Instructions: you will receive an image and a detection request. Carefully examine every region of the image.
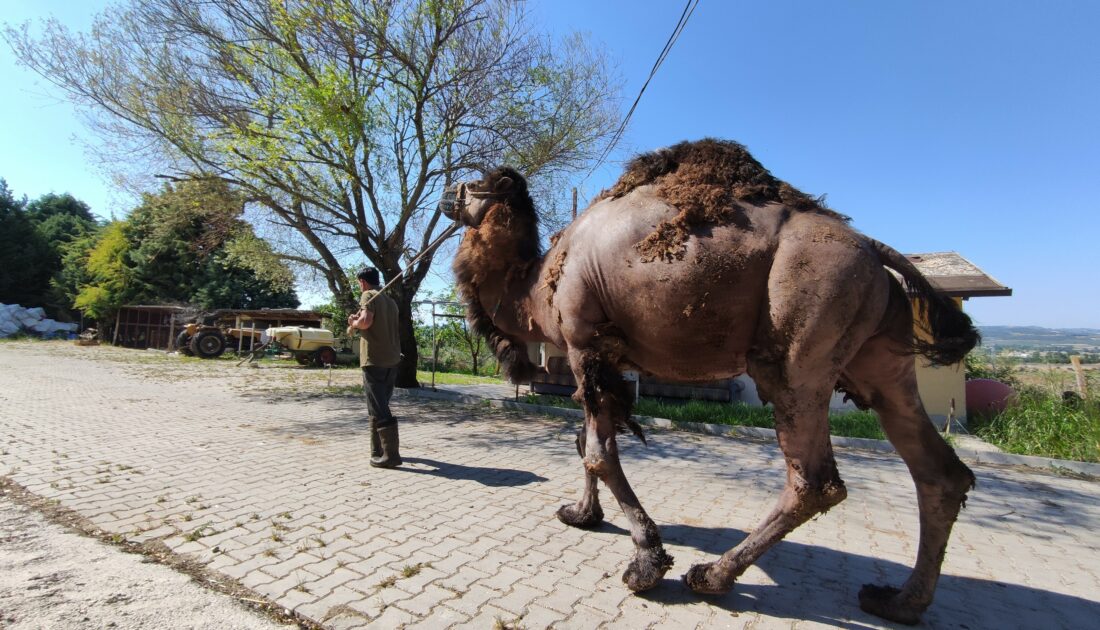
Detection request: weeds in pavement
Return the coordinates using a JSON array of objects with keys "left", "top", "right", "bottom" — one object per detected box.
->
[{"left": 494, "top": 616, "right": 526, "bottom": 630}]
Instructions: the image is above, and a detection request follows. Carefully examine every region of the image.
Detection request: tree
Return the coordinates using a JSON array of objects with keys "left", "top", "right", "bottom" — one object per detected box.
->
[
  {"left": 0, "top": 179, "right": 54, "bottom": 307},
  {"left": 26, "top": 192, "right": 101, "bottom": 318},
  {"left": 428, "top": 287, "right": 490, "bottom": 375},
  {"left": 74, "top": 221, "right": 132, "bottom": 320},
  {"left": 72, "top": 180, "right": 298, "bottom": 324},
  {"left": 7, "top": 0, "right": 621, "bottom": 386}
]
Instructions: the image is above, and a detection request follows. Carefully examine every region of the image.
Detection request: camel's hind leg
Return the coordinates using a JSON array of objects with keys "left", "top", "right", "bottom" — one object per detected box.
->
[
  {"left": 840, "top": 334, "right": 975, "bottom": 625},
  {"left": 684, "top": 375, "right": 847, "bottom": 594},
  {"left": 685, "top": 222, "right": 876, "bottom": 595}
]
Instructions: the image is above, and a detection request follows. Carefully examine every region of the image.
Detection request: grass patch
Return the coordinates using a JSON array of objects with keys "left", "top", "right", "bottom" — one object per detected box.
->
[
  {"left": 522, "top": 394, "right": 885, "bottom": 440},
  {"left": 971, "top": 389, "right": 1100, "bottom": 463},
  {"left": 416, "top": 370, "right": 508, "bottom": 386}
]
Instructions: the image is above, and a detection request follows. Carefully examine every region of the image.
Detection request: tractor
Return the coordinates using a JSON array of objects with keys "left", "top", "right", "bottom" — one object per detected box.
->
[{"left": 175, "top": 323, "right": 262, "bottom": 359}]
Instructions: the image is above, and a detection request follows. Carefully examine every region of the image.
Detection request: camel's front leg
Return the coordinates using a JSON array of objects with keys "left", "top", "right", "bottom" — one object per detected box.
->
[
  {"left": 556, "top": 427, "right": 604, "bottom": 528},
  {"left": 566, "top": 348, "right": 673, "bottom": 591}
]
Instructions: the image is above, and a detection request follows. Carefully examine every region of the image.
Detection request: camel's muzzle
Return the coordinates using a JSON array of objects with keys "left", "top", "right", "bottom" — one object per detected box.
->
[{"left": 438, "top": 183, "right": 467, "bottom": 222}]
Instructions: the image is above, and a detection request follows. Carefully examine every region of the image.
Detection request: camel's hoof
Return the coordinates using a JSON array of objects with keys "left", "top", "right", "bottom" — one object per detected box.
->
[
  {"left": 556, "top": 503, "right": 604, "bottom": 529},
  {"left": 622, "top": 547, "right": 674, "bottom": 592},
  {"left": 683, "top": 562, "right": 730, "bottom": 595},
  {"left": 858, "top": 584, "right": 924, "bottom": 626}
]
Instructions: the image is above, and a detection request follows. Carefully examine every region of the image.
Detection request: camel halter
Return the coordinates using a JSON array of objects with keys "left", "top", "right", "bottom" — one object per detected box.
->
[{"left": 441, "top": 181, "right": 512, "bottom": 226}]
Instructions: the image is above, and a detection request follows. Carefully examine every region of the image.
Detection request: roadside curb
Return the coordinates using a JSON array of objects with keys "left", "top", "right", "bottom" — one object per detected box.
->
[{"left": 397, "top": 387, "right": 1100, "bottom": 478}]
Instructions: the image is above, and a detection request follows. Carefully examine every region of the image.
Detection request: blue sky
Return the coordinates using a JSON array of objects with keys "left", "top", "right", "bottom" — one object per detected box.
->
[{"left": 4, "top": 1, "right": 1099, "bottom": 328}]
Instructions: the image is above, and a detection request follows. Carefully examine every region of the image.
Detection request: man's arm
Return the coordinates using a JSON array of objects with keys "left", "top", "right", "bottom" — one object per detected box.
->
[{"left": 351, "top": 308, "right": 375, "bottom": 331}]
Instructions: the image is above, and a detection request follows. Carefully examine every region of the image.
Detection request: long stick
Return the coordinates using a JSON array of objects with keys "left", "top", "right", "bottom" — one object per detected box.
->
[{"left": 362, "top": 222, "right": 462, "bottom": 308}]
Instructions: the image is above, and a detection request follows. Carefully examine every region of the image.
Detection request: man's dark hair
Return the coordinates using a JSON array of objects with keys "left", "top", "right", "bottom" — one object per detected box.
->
[{"left": 357, "top": 267, "right": 380, "bottom": 286}]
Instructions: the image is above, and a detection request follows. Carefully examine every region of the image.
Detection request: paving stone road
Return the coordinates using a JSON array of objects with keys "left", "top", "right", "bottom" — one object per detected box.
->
[{"left": 1, "top": 341, "right": 1099, "bottom": 629}]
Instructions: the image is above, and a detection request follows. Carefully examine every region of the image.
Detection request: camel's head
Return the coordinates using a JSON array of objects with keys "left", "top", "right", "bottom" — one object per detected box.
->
[{"left": 439, "top": 167, "right": 529, "bottom": 228}]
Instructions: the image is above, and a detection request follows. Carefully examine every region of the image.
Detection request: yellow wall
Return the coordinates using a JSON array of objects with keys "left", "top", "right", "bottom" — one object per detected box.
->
[{"left": 912, "top": 297, "right": 967, "bottom": 427}]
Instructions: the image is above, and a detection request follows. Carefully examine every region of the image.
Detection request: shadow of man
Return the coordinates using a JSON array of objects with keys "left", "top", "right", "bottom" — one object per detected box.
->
[{"left": 399, "top": 457, "right": 548, "bottom": 487}]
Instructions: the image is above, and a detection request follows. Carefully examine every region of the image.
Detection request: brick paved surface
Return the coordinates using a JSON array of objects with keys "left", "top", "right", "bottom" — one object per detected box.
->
[{"left": 2, "top": 342, "right": 1098, "bottom": 629}]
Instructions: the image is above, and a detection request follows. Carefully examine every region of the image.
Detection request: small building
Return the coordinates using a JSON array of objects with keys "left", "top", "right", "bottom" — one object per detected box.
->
[
  {"left": 111, "top": 305, "right": 325, "bottom": 351},
  {"left": 904, "top": 252, "right": 1011, "bottom": 426},
  {"left": 530, "top": 251, "right": 1011, "bottom": 427}
]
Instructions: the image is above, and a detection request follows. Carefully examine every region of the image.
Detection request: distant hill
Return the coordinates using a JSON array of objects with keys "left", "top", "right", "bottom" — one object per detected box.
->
[{"left": 978, "top": 326, "right": 1100, "bottom": 350}]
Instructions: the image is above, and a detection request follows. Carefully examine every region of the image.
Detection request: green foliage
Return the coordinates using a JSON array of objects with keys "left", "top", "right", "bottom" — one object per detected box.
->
[
  {"left": 74, "top": 222, "right": 131, "bottom": 319},
  {"left": 314, "top": 270, "right": 361, "bottom": 336},
  {"left": 121, "top": 180, "right": 298, "bottom": 310},
  {"left": 414, "top": 288, "right": 498, "bottom": 376},
  {"left": 26, "top": 192, "right": 95, "bottom": 225},
  {"left": 0, "top": 183, "right": 101, "bottom": 317},
  {"left": 0, "top": 180, "right": 56, "bottom": 307},
  {"left": 522, "top": 393, "right": 886, "bottom": 440},
  {"left": 7, "top": 1, "right": 623, "bottom": 385},
  {"left": 69, "top": 180, "right": 298, "bottom": 321},
  {"left": 965, "top": 351, "right": 1021, "bottom": 387},
  {"left": 972, "top": 389, "right": 1100, "bottom": 463}
]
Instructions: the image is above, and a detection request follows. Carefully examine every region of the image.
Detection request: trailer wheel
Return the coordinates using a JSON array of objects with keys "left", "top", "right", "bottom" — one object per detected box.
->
[
  {"left": 314, "top": 346, "right": 337, "bottom": 367},
  {"left": 190, "top": 330, "right": 226, "bottom": 359},
  {"left": 176, "top": 331, "right": 194, "bottom": 356}
]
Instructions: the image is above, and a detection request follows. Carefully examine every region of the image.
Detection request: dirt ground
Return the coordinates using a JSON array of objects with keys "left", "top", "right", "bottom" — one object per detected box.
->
[{"left": 0, "top": 496, "right": 294, "bottom": 630}]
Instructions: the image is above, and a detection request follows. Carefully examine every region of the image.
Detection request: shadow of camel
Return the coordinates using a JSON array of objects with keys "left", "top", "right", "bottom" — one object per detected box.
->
[
  {"left": 399, "top": 457, "right": 548, "bottom": 487},
  {"left": 614, "top": 523, "right": 1100, "bottom": 628}
]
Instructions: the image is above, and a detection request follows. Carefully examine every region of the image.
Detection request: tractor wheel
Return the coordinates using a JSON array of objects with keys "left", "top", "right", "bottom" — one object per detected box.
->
[
  {"left": 314, "top": 346, "right": 338, "bottom": 367},
  {"left": 190, "top": 330, "right": 227, "bottom": 359},
  {"left": 176, "top": 331, "right": 194, "bottom": 356}
]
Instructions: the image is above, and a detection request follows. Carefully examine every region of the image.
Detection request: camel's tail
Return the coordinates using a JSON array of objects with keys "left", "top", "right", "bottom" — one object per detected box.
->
[{"left": 870, "top": 239, "right": 980, "bottom": 366}]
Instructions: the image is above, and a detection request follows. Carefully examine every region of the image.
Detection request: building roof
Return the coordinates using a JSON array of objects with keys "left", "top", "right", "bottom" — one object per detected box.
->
[
  {"left": 905, "top": 252, "right": 1012, "bottom": 298},
  {"left": 119, "top": 305, "right": 324, "bottom": 320}
]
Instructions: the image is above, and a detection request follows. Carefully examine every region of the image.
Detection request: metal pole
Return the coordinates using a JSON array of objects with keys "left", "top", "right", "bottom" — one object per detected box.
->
[
  {"left": 431, "top": 303, "right": 438, "bottom": 390},
  {"left": 237, "top": 315, "right": 244, "bottom": 354}
]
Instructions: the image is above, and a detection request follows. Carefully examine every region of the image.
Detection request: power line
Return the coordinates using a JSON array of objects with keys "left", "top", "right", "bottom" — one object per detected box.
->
[{"left": 584, "top": 0, "right": 701, "bottom": 182}]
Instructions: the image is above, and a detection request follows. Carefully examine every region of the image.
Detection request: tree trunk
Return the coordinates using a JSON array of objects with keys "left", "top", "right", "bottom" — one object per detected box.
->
[{"left": 395, "top": 292, "right": 421, "bottom": 388}]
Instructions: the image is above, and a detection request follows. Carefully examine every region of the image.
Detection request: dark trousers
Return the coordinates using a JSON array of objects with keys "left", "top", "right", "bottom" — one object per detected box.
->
[{"left": 362, "top": 366, "right": 397, "bottom": 427}]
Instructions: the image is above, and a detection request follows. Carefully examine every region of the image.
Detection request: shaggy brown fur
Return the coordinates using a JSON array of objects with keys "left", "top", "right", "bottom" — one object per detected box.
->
[
  {"left": 452, "top": 167, "right": 540, "bottom": 383},
  {"left": 598, "top": 139, "right": 849, "bottom": 262},
  {"left": 447, "top": 142, "right": 981, "bottom": 623}
]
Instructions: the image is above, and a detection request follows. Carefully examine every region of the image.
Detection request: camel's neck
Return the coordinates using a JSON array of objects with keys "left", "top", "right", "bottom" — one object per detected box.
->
[
  {"left": 453, "top": 206, "right": 549, "bottom": 344},
  {"left": 476, "top": 262, "right": 547, "bottom": 342}
]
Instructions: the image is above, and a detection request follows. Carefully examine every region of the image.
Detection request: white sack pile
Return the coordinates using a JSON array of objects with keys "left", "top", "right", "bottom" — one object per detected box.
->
[{"left": 0, "top": 304, "right": 79, "bottom": 338}]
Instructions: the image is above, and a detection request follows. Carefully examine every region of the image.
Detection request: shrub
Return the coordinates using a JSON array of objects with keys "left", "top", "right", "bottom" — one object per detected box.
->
[
  {"left": 972, "top": 388, "right": 1100, "bottom": 463},
  {"left": 965, "top": 351, "right": 1020, "bottom": 388},
  {"left": 522, "top": 394, "right": 885, "bottom": 440}
]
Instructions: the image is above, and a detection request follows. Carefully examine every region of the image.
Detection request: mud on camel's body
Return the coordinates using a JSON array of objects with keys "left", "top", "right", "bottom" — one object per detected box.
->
[{"left": 443, "top": 138, "right": 980, "bottom": 625}]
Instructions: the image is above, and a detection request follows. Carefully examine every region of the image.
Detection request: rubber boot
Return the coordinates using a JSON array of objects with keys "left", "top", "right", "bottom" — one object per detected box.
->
[
  {"left": 371, "top": 424, "right": 402, "bottom": 468},
  {"left": 369, "top": 417, "right": 383, "bottom": 459}
]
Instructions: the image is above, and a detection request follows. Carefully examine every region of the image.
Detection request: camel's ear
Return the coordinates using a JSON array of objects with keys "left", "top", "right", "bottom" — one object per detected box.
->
[{"left": 494, "top": 176, "right": 513, "bottom": 192}]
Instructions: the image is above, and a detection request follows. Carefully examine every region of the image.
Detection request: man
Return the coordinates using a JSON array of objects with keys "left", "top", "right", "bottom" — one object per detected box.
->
[{"left": 348, "top": 267, "right": 402, "bottom": 468}]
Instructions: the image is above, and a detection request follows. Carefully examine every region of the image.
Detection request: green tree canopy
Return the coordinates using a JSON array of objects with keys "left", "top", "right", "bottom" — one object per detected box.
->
[
  {"left": 7, "top": 0, "right": 622, "bottom": 385},
  {"left": 0, "top": 179, "right": 54, "bottom": 307},
  {"left": 71, "top": 180, "right": 298, "bottom": 321}
]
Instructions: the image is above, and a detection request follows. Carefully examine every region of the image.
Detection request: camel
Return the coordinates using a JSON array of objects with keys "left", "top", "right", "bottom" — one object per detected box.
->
[{"left": 443, "top": 139, "right": 978, "bottom": 625}]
